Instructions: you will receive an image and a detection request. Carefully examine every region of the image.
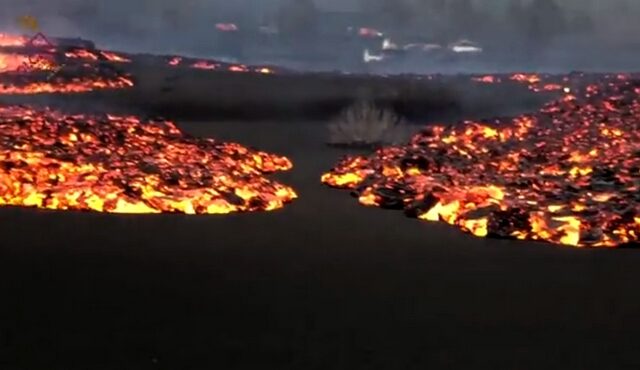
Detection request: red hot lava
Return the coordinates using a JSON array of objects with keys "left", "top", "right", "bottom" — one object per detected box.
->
[
  {"left": 166, "top": 56, "right": 276, "bottom": 74},
  {"left": 0, "top": 33, "right": 133, "bottom": 94},
  {"left": 474, "top": 73, "right": 567, "bottom": 93},
  {"left": 0, "top": 105, "right": 296, "bottom": 214},
  {"left": 63, "top": 48, "right": 131, "bottom": 63},
  {"left": 0, "top": 33, "right": 27, "bottom": 47},
  {"left": 323, "top": 73, "right": 640, "bottom": 248}
]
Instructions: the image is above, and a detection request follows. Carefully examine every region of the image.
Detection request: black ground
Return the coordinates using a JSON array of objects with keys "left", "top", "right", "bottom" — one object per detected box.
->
[{"left": 1, "top": 119, "right": 640, "bottom": 370}]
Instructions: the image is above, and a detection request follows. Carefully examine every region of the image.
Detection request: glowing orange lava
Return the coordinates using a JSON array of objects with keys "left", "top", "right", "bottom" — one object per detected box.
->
[
  {"left": 0, "top": 53, "right": 30, "bottom": 72},
  {"left": 167, "top": 56, "right": 278, "bottom": 74},
  {"left": 64, "top": 48, "right": 99, "bottom": 60},
  {"left": 228, "top": 65, "right": 248, "bottom": 73},
  {"left": 0, "top": 105, "right": 296, "bottom": 214},
  {"left": 63, "top": 48, "right": 131, "bottom": 63},
  {"left": 0, "top": 75, "right": 134, "bottom": 94},
  {"left": 168, "top": 56, "right": 182, "bottom": 66},
  {"left": 0, "top": 34, "right": 134, "bottom": 94},
  {"left": 0, "top": 33, "right": 27, "bottom": 47},
  {"left": 473, "top": 75, "right": 499, "bottom": 83},
  {"left": 323, "top": 73, "right": 640, "bottom": 248},
  {"left": 99, "top": 51, "right": 131, "bottom": 63},
  {"left": 192, "top": 60, "right": 218, "bottom": 70}
]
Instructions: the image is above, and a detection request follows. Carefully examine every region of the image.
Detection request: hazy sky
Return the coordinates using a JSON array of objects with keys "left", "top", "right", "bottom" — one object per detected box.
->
[{"left": 1, "top": 0, "right": 638, "bottom": 57}]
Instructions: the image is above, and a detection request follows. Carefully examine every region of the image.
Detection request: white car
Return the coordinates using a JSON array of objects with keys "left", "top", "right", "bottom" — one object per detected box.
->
[
  {"left": 449, "top": 39, "right": 483, "bottom": 54},
  {"left": 363, "top": 49, "right": 385, "bottom": 63},
  {"left": 403, "top": 43, "right": 443, "bottom": 53},
  {"left": 382, "top": 38, "right": 399, "bottom": 51}
]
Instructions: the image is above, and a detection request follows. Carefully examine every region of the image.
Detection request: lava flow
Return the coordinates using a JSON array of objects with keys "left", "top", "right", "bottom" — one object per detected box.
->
[
  {"left": 0, "top": 105, "right": 296, "bottom": 214},
  {"left": 0, "top": 33, "right": 27, "bottom": 47},
  {"left": 0, "top": 33, "right": 133, "bottom": 94},
  {"left": 473, "top": 73, "right": 567, "bottom": 92},
  {"left": 323, "top": 73, "right": 640, "bottom": 248},
  {"left": 64, "top": 48, "right": 132, "bottom": 63},
  {"left": 0, "top": 72, "right": 134, "bottom": 94},
  {"left": 167, "top": 56, "right": 276, "bottom": 74}
]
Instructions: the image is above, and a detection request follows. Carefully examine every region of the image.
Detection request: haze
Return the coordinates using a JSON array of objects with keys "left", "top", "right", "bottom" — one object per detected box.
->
[{"left": 1, "top": 0, "right": 639, "bottom": 72}]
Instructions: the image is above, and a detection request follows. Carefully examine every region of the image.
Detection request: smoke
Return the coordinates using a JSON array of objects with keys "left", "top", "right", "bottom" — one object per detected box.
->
[
  {"left": 0, "top": 0, "right": 253, "bottom": 53},
  {"left": 351, "top": 0, "right": 640, "bottom": 73},
  {"left": 0, "top": 0, "right": 639, "bottom": 72}
]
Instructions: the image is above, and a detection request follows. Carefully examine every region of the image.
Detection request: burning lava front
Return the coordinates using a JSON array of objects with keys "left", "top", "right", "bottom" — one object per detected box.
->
[
  {"left": 166, "top": 56, "right": 276, "bottom": 74},
  {"left": 323, "top": 73, "right": 640, "bottom": 248},
  {"left": 473, "top": 73, "right": 567, "bottom": 93},
  {"left": 0, "top": 33, "right": 133, "bottom": 94},
  {"left": 0, "top": 33, "right": 29, "bottom": 47},
  {"left": 0, "top": 105, "right": 296, "bottom": 214}
]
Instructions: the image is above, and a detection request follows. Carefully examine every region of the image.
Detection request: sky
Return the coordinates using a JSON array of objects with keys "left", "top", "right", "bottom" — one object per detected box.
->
[{"left": 0, "top": 0, "right": 639, "bottom": 66}]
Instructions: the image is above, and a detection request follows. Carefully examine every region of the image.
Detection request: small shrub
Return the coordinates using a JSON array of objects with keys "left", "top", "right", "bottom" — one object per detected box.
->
[{"left": 327, "top": 100, "right": 409, "bottom": 148}]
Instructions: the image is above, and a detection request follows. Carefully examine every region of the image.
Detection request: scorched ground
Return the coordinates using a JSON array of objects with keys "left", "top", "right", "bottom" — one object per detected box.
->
[{"left": 323, "top": 73, "right": 640, "bottom": 248}]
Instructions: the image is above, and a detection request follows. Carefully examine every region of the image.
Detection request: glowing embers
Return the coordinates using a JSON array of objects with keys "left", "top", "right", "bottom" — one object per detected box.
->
[
  {"left": 0, "top": 106, "right": 296, "bottom": 214},
  {"left": 0, "top": 69, "right": 134, "bottom": 94},
  {"left": 0, "top": 33, "right": 134, "bottom": 94},
  {"left": 166, "top": 56, "right": 276, "bottom": 74},
  {"left": 473, "top": 73, "right": 568, "bottom": 93},
  {"left": 323, "top": 74, "right": 640, "bottom": 248},
  {"left": 63, "top": 49, "right": 131, "bottom": 63},
  {"left": 0, "top": 33, "right": 27, "bottom": 47},
  {"left": 0, "top": 53, "right": 33, "bottom": 72}
]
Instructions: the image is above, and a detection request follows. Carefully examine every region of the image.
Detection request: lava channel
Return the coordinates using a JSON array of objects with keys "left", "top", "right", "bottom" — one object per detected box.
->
[
  {"left": 323, "top": 73, "right": 640, "bottom": 248},
  {"left": 0, "top": 105, "right": 296, "bottom": 214}
]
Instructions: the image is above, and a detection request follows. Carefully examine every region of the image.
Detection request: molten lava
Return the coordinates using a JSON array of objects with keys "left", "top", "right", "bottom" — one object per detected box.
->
[
  {"left": 0, "top": 33, "right": 133, "bottom": 94},
  {"left": 0, "top": 74, "right": 134, "bottom": 94},
  {"left": 0, "top": 53, "right": 31, "bottom": 72},
  {"left": 166, "top": 56, "right": 278, "bottom": 74},
  {"left": 323, "top": 73, "right": 640, "bottom": 248},
  {"left": 474, "top": 73, "right": 567, "bottom": 93},
  {"left": 99, "top": 51, "right": 131, "bottom": 63},
  {"left": 191, "top": 60, "right": 219, "bottom": 70},
  {"left": 0, "top": 105, "right": 296, "bottom": 214},
  {"left": 0, "top": 33, "right": 27, "bottom": 47},
  {"left": 63, "top": 48, "right": 131, "bottom": 63}
]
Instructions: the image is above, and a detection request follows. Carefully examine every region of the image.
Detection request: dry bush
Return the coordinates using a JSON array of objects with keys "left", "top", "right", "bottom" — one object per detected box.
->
[{"left": 327, "top": 100, "right": 410, "bottom": 148}]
